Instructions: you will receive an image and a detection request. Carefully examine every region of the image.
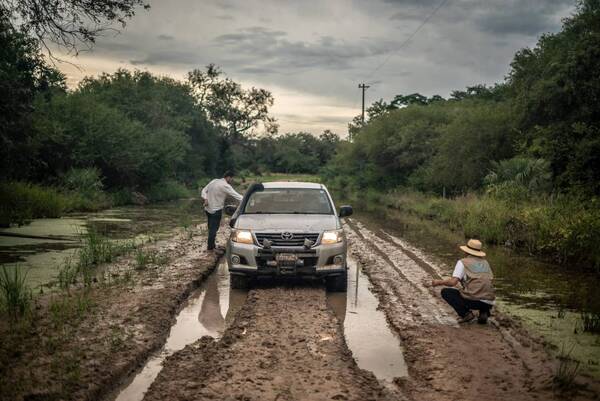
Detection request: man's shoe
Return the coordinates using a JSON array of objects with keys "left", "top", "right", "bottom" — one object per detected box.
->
[
  {"left": 478, "top": 311, "right": 489, "bottom": 324},
  {"left": 457, "top": 311, "right": 475, "bottom": 324}
]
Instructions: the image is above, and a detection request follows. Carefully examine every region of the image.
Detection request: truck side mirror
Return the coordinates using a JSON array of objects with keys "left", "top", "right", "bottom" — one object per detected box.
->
[{"left": 338, "top": 205, "right": 353, "bottom": 218}]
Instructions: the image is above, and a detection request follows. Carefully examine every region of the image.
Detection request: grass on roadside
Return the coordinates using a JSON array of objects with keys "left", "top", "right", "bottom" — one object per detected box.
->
[
  {"left": 329, "top": 185, "right": 600, "bottom": 272},
  {"left": 553, "top": 343, "right": 582, "bottom": 392},
  {"left": 0, "top": 265, "right": 31, "bottom": 322}
]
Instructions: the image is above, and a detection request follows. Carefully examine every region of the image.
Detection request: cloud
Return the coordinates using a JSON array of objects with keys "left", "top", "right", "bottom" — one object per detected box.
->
[
  {"left": 129, "top": 49, "right": 201, "bottom": 66},
  {"left": 157, "top": 34, "right": 174, "bottom": 41},
  {"left": 214, "top": 27, "right": 402, "bottom": 71},
  {"left": 473, "top": 1, "right": 573, "bottom": 36},
  {"left": 52, "top": 0, "right": 575, "bottom": 135}
]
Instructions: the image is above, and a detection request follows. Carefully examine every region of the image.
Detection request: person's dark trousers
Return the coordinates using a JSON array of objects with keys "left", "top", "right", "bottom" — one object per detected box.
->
[
  {"left": 441, "top": 287, "right": 492, "bottom": 318},
  {"left": 205, "top": 209, "right": 222, "bottom": 250}
]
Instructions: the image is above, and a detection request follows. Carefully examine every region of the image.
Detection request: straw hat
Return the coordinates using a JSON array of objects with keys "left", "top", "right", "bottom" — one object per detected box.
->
[{"left": 460, "top": 239, "right": 486, "bottom": 257}]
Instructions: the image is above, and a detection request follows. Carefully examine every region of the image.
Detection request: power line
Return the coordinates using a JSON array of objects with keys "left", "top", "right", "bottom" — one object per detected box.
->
[{"left": 365, "top": 0, "right": 451, "bottom": 81}]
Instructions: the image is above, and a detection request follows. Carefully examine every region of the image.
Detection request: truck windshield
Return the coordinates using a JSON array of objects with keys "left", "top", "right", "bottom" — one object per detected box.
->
[{"left": 244, "top": 188, "right": 333, "bottom": 215}]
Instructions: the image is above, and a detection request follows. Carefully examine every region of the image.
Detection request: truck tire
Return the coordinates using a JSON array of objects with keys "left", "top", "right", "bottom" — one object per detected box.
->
[
  {"left": 230, "top": 274, "right": 252, "bottom": 289},
  {"left": 326, "top": 270, "right": 347, "bottom": 292}
]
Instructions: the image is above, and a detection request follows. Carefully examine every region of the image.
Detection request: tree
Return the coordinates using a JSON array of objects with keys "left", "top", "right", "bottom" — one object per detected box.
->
[
  {"left": 1, "top": 0, "right": 149, "bottom": 54},
  {"left": 188, "top": 64, "right": 277, "bottom": 141},
  {"left": 0, "top": 12, "right": 65, "bottom": 180},
  {"left": 509, "top": 0, "right": 600, "bottom": 194},
  {"left": 391, "top": 93, "right": 429, "bottom": 107},
  {"left": 450, "top": 84, "right": 507, "bottom": 102}
]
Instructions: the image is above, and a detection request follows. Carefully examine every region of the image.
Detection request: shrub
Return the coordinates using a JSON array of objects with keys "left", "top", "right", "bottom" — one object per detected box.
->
[
  {"left": 0, "top": 181, "right": 68, "bottom": 226},
  {"left": 146, "top": 180, "right": 191, "bottom": 202},
  {"left": 60, "top": 167, "right": 104, "bottom": 194}
]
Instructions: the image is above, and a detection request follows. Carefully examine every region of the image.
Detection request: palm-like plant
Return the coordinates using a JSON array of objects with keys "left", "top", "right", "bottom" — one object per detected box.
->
[{"left": 485, "top": 157, "right": 552, "bottom": 194}]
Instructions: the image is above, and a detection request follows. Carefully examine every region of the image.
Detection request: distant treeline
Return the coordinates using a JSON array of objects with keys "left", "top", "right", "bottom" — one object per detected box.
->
[
  {"left": 0, "top": 13, "right": 338, "bottom": 199},
  {"left": 325, "top": 0, "right": 600, "bottom": 198}
]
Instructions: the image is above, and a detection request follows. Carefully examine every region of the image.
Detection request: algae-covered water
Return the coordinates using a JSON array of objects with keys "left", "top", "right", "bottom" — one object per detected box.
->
[
  {"left": 357, "top": 210, "right": 600, "bottom": 379},
  {"left": 0, "top": 199, "right": 205, "bottom": 289}
]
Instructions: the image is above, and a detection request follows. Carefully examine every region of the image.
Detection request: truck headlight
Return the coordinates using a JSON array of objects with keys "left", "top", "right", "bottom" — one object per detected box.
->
[
  {"left": 322, "top": 230, "right": 343, "bottom": 244},
  {"left": 231, "top": 230, "right": 253, "bottom": 244}
]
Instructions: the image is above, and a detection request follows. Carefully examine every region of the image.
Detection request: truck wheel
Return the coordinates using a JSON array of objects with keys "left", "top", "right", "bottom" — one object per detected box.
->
[
  {"left": 230, "top": 274, "right": 252, "bottom": 289},
  {"left": 326, "top": 270, "right": 347, "bottom": 292}
]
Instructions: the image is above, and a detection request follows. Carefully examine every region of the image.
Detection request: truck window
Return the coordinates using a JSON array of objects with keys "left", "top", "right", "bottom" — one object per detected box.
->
[{"left": 244, "top": 188, "right": 333, "bottom": 215}]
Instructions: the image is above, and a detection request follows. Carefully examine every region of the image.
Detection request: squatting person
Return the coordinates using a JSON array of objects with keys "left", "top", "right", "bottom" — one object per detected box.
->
[
  {"left": 200, "top": 171, "right": 243, "bottom": 252},
  {"left": 429, "top": 239, "right": 495, "bottom": 324}
]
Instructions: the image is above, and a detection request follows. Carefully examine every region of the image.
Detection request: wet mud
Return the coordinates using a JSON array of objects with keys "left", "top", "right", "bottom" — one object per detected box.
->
[
  {"left": 0, "top": 223, "right": 225, "bottom": 401},
  {"left": 144, "top": 286, "right": 401, "bottom": 401},
  {"left": 115, "top": 261, "right": 247, "bottom": 401},
  {"left": 344, "top": 218, "right": 599, "bottom": 401}
]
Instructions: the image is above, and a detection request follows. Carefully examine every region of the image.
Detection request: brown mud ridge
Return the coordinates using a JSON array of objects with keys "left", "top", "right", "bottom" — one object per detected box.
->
[
  {"left": 0, "top": 224, "right": 226, "bottom": 401},
  {"left": 344, "top": 218, "right": 599, "bottom": 401},
  {"left": 144, "top": 286, "right": 401, "bottom": 401}
]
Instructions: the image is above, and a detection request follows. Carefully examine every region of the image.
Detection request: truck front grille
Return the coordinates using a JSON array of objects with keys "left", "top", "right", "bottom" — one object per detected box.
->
[{"left": 255, "top": 232, "right": 320, "bottom": 247}]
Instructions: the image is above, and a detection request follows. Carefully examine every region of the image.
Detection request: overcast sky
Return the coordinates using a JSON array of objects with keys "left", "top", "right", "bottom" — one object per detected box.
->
[{"left": 55, "top": 0, "right": 574, "bottom": 137}]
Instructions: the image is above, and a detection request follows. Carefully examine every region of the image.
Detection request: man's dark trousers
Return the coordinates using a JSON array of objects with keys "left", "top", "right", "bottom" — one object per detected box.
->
[
  {"left": 205, "top": 209, "right": 222, "bottom": 250},
  {"left": 441, "top": 287, "right": 492, "bottom": 318}
]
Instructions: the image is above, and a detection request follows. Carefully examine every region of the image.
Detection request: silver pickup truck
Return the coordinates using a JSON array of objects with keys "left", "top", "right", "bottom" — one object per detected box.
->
[{"left": 225, "top": 182, "right": 353, "bottom": 291}]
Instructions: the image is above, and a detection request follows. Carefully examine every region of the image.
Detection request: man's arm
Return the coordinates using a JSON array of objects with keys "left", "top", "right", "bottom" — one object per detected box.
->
[
  {"left": 223, "top": 183, "right": 243, "bottom": 202},
  {"left": 432, "top": 277, "right": 459, "bottom": 287}
]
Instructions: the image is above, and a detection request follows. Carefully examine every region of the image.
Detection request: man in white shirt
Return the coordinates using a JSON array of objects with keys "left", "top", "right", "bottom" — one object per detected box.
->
[
  {"left": 200, "top": 171, "right": 243, "bottom": 252},
  {"left": 428, "top": 239, "right": 495, "bottom": 324}
]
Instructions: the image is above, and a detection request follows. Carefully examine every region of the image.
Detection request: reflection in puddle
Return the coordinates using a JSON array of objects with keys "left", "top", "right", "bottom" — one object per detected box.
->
[
  {"left": 115, "top": 261, "right": 246, "bottom": 401},
  {"left": 328, "top": 256, "right": 408, "bottom": 382}
]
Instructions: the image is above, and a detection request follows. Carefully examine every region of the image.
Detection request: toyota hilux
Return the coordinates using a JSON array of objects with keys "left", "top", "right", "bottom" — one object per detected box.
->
[{"left": 225, "top": 182, "right": 353, "bottom": 291}]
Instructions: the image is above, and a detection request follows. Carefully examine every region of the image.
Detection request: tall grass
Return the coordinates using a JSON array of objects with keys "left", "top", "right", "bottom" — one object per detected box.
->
[
  {"left": 0, "top": 182, "right": 68, "bottom": 226},
  {"left": 76, "top": 229, "right": 139, "bottom": 286},
  {"left": 331, "top": 185, "right": 600, "bottom": 271},
  {"left": 554, "top": 343, "right": 581, "bottom": 391},
  {"left": 0, "top": 180, "right": 112, "bottom": 226},
  {"left": 0, "top": 265, "right": 31, "bottom": 321}
]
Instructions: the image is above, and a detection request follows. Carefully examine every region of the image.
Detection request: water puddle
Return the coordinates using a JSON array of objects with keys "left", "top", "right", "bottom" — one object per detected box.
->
[
  {"left": 328, "top": 255, "right": 408, "bottom": 383},
  {"left": 0, "top": 199, "right": 205, "bottom": 288},
  {"left": 114, "top": 261, "right": 246, "bottom": 401}
]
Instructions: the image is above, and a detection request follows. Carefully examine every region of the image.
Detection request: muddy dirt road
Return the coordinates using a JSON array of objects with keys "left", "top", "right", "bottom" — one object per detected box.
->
[
  {"left": 144, "top": 287, "right": 396, "bottom": 401},
  {"left": 4, "top": 214, "right": 596, "bottom": 401},
  {"left": 132, "top": 217, "right": 598, "bottom": 401}
]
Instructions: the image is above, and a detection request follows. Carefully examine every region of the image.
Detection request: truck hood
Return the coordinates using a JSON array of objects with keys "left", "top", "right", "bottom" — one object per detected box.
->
[{"left": 235, "top": 214, "right": 339, "bottom": 231}]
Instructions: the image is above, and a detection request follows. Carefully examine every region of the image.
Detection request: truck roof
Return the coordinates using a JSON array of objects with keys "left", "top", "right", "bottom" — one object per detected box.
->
[{"left": 261, "top": 181, "right": 323, "bottom": 189}]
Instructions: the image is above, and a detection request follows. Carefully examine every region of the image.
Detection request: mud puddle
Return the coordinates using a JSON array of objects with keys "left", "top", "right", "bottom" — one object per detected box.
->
[
  {"left": 0, "top": 199, "right": 204, "bottom": 288},
  {"left": 328, "top": 255, "right": 408, "bottom": 383},
  {"left": 114, "top": 260, "right": 247, "bottom": 401}
]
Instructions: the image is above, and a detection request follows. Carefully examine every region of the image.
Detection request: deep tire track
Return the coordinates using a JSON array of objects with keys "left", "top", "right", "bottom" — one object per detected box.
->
[
  {"left": 143, "top": 287, "right": 401, "bottom": 401},
  {"left": 344, "top": 218, "right": 570, "bottom": 401}
]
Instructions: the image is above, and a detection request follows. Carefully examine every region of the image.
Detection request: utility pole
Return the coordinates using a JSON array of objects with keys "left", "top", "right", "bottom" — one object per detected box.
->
[{"left": 358, "top": 83, "right": 370, "bottom": 124}]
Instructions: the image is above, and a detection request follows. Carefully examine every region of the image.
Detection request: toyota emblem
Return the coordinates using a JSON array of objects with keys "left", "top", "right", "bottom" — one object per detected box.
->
[{"left": 281, "top": 232, "right": 294, "bottom": 240}]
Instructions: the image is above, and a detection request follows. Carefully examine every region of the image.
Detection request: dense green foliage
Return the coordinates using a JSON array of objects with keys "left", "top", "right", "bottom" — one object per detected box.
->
[
  {"left": 324, "top": 0, "right": 600, "bottom": 270},
  {"left": 328, "top": 1, "right": 600, "bottom": 197},
  {"left": 0, "top": 14, "right": 338, "bottom": 224}
]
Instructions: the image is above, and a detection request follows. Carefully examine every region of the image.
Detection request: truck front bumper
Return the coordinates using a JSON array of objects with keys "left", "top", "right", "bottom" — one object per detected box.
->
[{"left": 226, "top": 241, "right": 346, "bottom": 277}]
